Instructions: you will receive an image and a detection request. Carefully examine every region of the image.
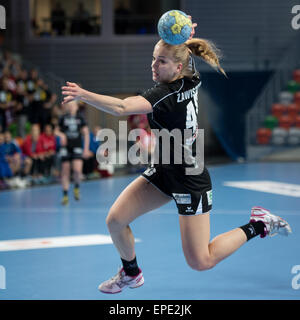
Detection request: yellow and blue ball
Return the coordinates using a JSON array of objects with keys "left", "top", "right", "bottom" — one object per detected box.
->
[{"left": 157, "top": 10, "right": 192, "bottom": 45}]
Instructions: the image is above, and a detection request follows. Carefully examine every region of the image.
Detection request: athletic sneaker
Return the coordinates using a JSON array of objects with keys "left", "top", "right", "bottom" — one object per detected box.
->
[
  {"left": 61, "top": 195, "right": 69, "bottom": 206},
  {"left": 73, "top": 187, "right": 80, "bottom": 201},
  {"left": 98, "top": 267, "right": 144, "bottom": 294},
  {"left": 250, "top": 206, "right": 292, "bottom": 238}
]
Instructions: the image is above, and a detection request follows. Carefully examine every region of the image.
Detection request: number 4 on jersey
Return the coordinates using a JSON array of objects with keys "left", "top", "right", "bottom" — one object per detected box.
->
[{"left": 185, "top": 98, "right": 198, "bottom": 145}]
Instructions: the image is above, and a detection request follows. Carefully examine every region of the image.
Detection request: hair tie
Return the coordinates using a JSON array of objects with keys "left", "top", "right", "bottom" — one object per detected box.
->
[{"left": 188, "top": 55, "right": 196, "bottom": 73}]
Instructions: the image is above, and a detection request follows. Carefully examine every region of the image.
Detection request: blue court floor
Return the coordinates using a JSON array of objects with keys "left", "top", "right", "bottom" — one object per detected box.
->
[{"left": 0, "top": 162, "right": 299, "bottom": 300}]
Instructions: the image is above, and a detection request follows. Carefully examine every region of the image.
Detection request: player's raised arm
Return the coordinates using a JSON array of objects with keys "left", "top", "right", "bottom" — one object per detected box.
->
[{"left": 61, "top": 82, "right": 152, "bottom": 116}]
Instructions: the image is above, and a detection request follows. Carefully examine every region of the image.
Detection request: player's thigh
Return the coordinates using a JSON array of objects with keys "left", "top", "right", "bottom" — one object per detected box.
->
[
  {"left": 179, "top": 213, "right": 211, "bottom": 269},
  {"left": 72, "top": 158, "right": 83, "bottom": 172},
  {"left": 61, "top": 160, "right": 71, "bottom": 174},
  {"left": 107, "top": 176, "right": 172, "bottom": 228}
]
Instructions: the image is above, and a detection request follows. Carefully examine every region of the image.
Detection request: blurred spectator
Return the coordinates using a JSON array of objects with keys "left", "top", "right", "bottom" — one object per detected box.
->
[
  {"left": 26, "top": 68, "right": 39, "bottom": 94},
  {"left": 2, "top": 66, "right": 17, "bottom": 94},
  {"left": 83, "top": 125, "right": 101, "bottom": 179},
  {"left": 90, "top": 125, "right": 102, "bottom": 154},
  {"left": 37, "top": 81, "right": 57, "bottom": 131},
  {"left": 2, "top": 131, "right": 30, "bottom": 188},
  {"left": 21, "top": 124, "right": 46, "bottom": 184},
  {"left": 27, "top": 75, "right": 57, "bottom": 130},
  {"left": 0, "top": 76, "right": 16, "bottom": 132},
  {"left": 1, "top": 50, "right": 20, "bottom": 80},
  {"left": 51, "top": 2, "right": 66, "bottom": 36},
  {"left": 71, "top": 2, "right": 92, "bottom": 35},
  {"left": 14, "top": 75, "right": 30, "bottom": 137},
  {"left": 51, "top": 103, "right": 63, "bottom": 123},
  {"left": 3, "top": 131, "right": 22, "bottom": 176},
  {"left": 128, "top": 113, "right": 148, "bottom": 130},
  {"left": 26, "top": 69, "right": 41, "bottom": 124},
  {"left": 15, "top": 69, "right": 29, "bottom": 93},
  {"left": 0, "top": 132, "right": 13, "bottom": 189},
  {"left": 39, "top": 124, "right": 56, "bottom": 180}
]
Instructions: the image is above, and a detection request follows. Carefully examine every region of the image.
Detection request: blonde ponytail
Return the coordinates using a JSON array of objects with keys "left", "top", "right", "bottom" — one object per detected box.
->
[{"left": 185, "top": 38, "right": 227, "bottom": 77}]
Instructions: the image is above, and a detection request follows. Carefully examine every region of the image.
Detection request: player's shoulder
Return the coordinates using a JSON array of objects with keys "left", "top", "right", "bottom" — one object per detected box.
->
[
  {"left": 143, "top": 82, "right": 170, "bottom": 96},
  {"left": 142, "top": 78, "right": 184, "bottom": 100},
  {"left": 141, "top": 82, "right": 172, "bottom": 107},
  {"left": 169, "top": 74, "right": 201, "bottom": 91}
]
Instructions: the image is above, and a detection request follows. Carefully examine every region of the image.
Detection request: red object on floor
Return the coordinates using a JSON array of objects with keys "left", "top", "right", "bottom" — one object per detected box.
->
[
  {"left": 294, "top": 92, "right": 300, "bottom": 105},
  {"left": 287, "top": 103, "right": 300, "bottom": 118},
  {"left": 97, "top": 169, "right": 113, "bottom": 178},
  {"left": 271, "top": 103, "right": 287, "bottom": 118},
  {"left": 278, "top": 114, "right": 294, "bottom": 129},
  {"left": 295, "top": 115, "right": 300, "bottom": 128},
  {"left": 256, "top": 128, "right": 272, "bottom": 144},
  {"left": 293, "top": 69, "right": 300, "bottom": 83}
]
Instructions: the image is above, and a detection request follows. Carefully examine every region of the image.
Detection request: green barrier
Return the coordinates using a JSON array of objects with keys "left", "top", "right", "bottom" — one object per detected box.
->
[
  {"left": 25, "top": 122, "right": 31, "bottom": 134},
  {"left": 8, "top": 121, "right": 32, "bottom": 138},
  {"left": 264, "top": 115, "right": 278, "bottom": 129},
  {"left": 286, "top": 80, "right": 300, "bottom": 93},
  {"left": 8, "top": 123, "right": 17, "bottom": 137}
]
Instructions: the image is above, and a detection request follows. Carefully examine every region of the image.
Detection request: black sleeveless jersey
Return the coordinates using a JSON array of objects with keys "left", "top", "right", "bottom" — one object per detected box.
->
[
  {"left": 58, "top": 112, "right": 87, "bottom": 148},
  {"left": 141, "top": 75, "right": 202, "bottom": 167}
]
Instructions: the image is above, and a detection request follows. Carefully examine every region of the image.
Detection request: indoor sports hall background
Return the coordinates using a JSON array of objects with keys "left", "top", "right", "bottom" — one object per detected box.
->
[{"left": 0, "top": 0, "right": 300, "bottom": 300}]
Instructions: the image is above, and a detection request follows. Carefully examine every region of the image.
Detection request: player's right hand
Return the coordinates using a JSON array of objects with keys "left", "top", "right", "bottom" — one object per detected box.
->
[{"left": 61, "top": 82, "right": 84, "bottom": 105}]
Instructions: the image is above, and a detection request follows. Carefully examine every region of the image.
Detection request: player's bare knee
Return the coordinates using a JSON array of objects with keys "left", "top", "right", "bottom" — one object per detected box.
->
[
  {"left": 73, "top": 170, "right": 81, "bottom": 178},
  {"left": 106, "top": 211, "right": 124, "bottom": 232},
  {"left": 186, "top": 257, "right": 215, "bottom": 271},
  {"left": 105, "top": 214, "right": 117, "bottom": 230}
]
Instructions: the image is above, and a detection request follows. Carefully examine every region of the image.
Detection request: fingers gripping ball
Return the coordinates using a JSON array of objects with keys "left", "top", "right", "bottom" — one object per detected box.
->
[{"left": 157, "top": 10, "right": 193, "bottom": 45}]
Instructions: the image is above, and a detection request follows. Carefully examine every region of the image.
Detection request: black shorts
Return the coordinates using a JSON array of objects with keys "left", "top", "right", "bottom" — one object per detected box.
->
[
  {"left": 60, "top": 146, "right": 83, "bottom": 162},
  {"left": 142, "top": 164, "right": 212, "bottom": 215}
]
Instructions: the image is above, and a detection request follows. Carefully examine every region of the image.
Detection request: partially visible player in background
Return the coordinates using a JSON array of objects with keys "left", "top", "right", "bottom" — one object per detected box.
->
[{"left": 55, "top": 100, "right": 90, "bottom": 205}]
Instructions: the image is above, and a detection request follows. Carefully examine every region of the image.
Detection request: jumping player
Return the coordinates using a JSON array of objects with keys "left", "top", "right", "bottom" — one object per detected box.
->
[{"left": 61, "top": 22, "right": 292, "bottom": 293}]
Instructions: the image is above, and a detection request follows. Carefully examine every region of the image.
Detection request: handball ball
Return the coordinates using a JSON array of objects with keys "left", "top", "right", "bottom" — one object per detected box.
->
[{"left": 157, "top": 10, "right": 192, "bottom": 45}]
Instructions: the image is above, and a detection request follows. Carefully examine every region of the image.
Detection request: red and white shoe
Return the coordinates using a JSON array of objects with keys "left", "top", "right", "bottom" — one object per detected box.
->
[
  {"left": 98, "top": 267, "right": 144, "bottom": 294},
  {"left": 250, "top": 206, "right": 292, "bottom": 238}
]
